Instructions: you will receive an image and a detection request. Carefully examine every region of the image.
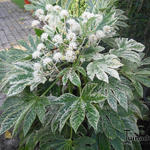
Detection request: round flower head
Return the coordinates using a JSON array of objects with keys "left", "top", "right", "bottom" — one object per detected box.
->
[
  {"left": 43, "top": 57, "right": 52, "bottom": 65},
  {"left": 33, "top": 71, "right": 42, "bottom": 82},
  {"left": 53, "top": 34, "right": 63, "bottom": 44},
  {"left": 41, "top": 33, "right": 48, "bottom": 41},
  {"left": 53, "top": 5, "right": 61, "bottom": 12},
  {"left": 45, "top": 14, "right": 53, "bottom": 22},
  {"left": 69, "top": 42, "right": 77, "bottom": 50},
  {"left": 67, "top": 19, "right": 81, "bottom": 34},
  {"left": 103, "top": 25, "right": 112, "bottom": 34},
  {"left": 38, "top": 15, "right": 45, "bottom": 22},
  {"left": 66, "top": 31, "right": 76, "bottom": 41},
  {"left": 31, "top": 20, "right": 40, "bottom": 27},
  {"left": 60, "top": 10, "right": 69, "bottom": 18},
  {"left": 32, "top": 51, "right": 41, "bottom": 59},
  {"left": 46, "top": 4, "right": 53, "bottom": 12},
  {"left": 95, "top": 14, "right": 103, "bottom": 24},
  {"left": 35, "top": 9, "right": 44, "bottom": 17},
  {"left": 65, "top": 50, "right": 76, "bottom": 62},
  {"left": 96, "top": 30, "right": 105, "bottom": 39},
  {"left": 89, "top": 34, "right": 98, "bottom": 44},
  {"left": 53, "top": 52, "right": 63, "bottom": 62},
  {"left": 37, "top": 43, "right": 46, "bottom": 51},
  {"left": 81, "top": 12, "right": 95, "bottom": 20},
  {"left": 34, "top": 63, "right": 41, "bottom": 71}
]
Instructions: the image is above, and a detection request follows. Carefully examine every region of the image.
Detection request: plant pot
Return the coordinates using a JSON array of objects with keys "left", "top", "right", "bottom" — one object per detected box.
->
[{"left": 24, "top": 0, "right": 31, "bottom": 4}]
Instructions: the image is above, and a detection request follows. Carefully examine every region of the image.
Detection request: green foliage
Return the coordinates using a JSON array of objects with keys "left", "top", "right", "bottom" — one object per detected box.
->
[{"left": 0, "top": 0, "right": 150, "bottom": 150}]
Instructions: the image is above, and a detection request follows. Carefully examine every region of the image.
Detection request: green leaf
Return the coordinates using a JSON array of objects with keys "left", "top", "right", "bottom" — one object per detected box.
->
[
  {"left": 102, "top": 116, "right": 117, "bottom": 140},
  {"left": 62, "top": 73, "right": 68, "bottom": 86},
  {"left": 0, "top": 103, "right": 24, "bottom": 124},
  {"left": 81, "top": 83, "right": 106, "bottom": 103},
  {"left": 0, "top": 109, "right": 23, "bottom": 135},
  {"left": 35, "top": 103, "right": 46, "bottom": 124},
  {"left": 88, "top": 93, "right": 106, "bottom": 103},
  {"left": 111, "top": 138, "right": 124, "bottom": 150},
  {"left": 110, "top": 38, "right": 144, "bottom": 63},
  {"left": 87, "top": 55, "right": 122, "bottom": 83},
  {"left": 107, "top": 111, "right": 125, "bottom": 133},
  {"left": 18, "top": 40, "right": 32, "bottom": 52},
  {"left": 129, "top": 104, "right": 142, "bottom": 119},
  {"left": 13, "top": 104, "right": 33, "bottom": 136},
  {"left": 113, "top": 89, "right": 128, "bottom": 111},
  {"left": 59, "top": 105, "right": 72, "bottom": 132},
  {"left": 70, "top": 100, "right": 85, "bottom": 133},
  {"left": 122, "top": 116, "right": 139, "bottom": 134},
  {"left": 51, "top": 94, "right": 79, "bottom": 132},
  {"left": 135, "top": 75, "right": 150, "bottom": 87},
  {"left": 68, "top": 70, "right": 81, "bottom": 87},
  {"left": 133, "top": 81, "right": 143, "bottom": 97},
  {"left": 108, "top": 91, "right": 118, "bottom": 112},
  {"left": 29, "top": 35, "right": 36, "bottom": 50},
  {"left": 75, "top": 136, "right": 96, "bottom": 150},
  {"left": 23, "top": 109, "right": 36, "bottom": 136},
  {"left": 7, "top": 82, "right": 29, "bottom": 97},
  {"left": 87, "top": 61, "right": 108, "bottom": 82},
  {"left": 86, "top": 103, "right": 99, "bottom": 130},
  {"left": 34, "top": 28, "right": 44, "bottom": 37},
  {"left": 1, "top": 96, "right": 22, "bottom": 110},
  {"left": 81, "top": 83, "right": 97, "bottom": 100},
  {"left": 75, "top": 66, "right": 86, "bottom": 77},
  {"left": 132, "top": 141, "right": 142, "bottom": 150},
  {"left": 142, "top": 57, "right": 150, "bottom": 65},
  {"left": 52, "top": 93, "right": 78, "bottom": 104},
  {"left": 97, "top": 133, "right": 111, "bottom": 150}
]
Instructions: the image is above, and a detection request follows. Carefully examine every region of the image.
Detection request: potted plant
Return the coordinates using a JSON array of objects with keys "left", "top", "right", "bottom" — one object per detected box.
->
[{"left": 0, "top": 0, "right": 149, "bottom": 149}]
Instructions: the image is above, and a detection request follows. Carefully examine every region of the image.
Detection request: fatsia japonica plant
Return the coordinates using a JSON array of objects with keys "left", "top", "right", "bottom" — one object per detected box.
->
[{"left": 0, "top": 0, "right": 150, "bottom": 150}]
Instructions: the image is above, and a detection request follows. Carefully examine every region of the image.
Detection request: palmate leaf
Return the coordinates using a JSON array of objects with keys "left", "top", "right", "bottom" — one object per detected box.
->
[
  {"left": 86, "top": 103, "right": 99, "bottom": 130},
  {"left": 1, "top": 61, "right": 46, "bottom": 96},
  {"left": 51, "top": 84, "right": 106, "bottom": 132},
  {"left": 70, "top": 100, "right": 85, "bottom": 133},
  {"left": 0, "top": 94, "right": 49, "bottom": 136},
  {"left": 87, "top": 54, "right": 122, "bottom": 83},
  {"left": 74, "top": 136, "right": 96, "bottom": 150},
  {"left": 102, "top": 115, "right": 117, "bottom": 140},
  {"left": 111, "top": 138, "right": 124, "bottom": 150},
  {"left": 23, "top": 109, "right": 36, "bottom": 136},
  {"left": 122, "top": 62, "right": 150, "bottom": 97},
  {"left": 97, "top": 133, "right": 111, "bottom": 150},
  {"left": 110, "top": 38, "right": 145, "bottom": 63},
  {"left": 60, "top": 68, "right": 81, "bottom": 87},
  {"left": 107, "top": 111, "right": 125, "bottom": 133},
  {"left": 81, "top": 46, "right": 105, "bottom": 61},
  {"left": 0, "top": 36, "right": 44, "bottom": 96},
  {"left": 0, "top": 49, "right": 30, "bottom": 83},
  {"left": 98, "top": 78, "right": 130, "bottom": 111},
  {"left": 81, "top": 83, "right": 106, "bottom": 103},
  {"left": 0, "top": 102, "right": 33, "bottom": 136}
]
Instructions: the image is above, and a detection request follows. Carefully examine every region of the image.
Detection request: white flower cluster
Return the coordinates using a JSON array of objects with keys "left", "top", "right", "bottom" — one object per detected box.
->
[
  {"left": 31, "top": 4, "right": 116, "bottom": 65},
  {"left": 88, "top": 25, "right": 115, "bottom": 45},
  {"left": 32, "top": 20, "right": 40, "bottom": 27},
  {"left": 81, "top": 12, "right": 103, "bottom": 25},
  {"left": 32, "top": 43, "right": 45, "bottom": 59},
  {"left": 67, "top": 19, "right": 81, "bottom": 34}
]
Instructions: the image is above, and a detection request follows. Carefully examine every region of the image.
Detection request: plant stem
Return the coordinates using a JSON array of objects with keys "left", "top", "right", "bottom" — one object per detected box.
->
[
  {"left": 79, "top": 86, "right": 82, "bottom": 96},
  {"left": 41, "top": 79, "right": 59, "bottom": 97},
  {"left": 70, "top": 126, "right": 73, "bottom": 140}
]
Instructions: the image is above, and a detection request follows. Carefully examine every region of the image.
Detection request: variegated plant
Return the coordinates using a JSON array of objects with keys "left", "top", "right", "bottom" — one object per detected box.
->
[{"left": 0, "top": 0, "right": 150, "bottom": 150}]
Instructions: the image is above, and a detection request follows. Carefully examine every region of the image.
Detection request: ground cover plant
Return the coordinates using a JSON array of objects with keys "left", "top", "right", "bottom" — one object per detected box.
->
[{"left": 0, "top": 0, "right": 150, "bottom": 149}]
